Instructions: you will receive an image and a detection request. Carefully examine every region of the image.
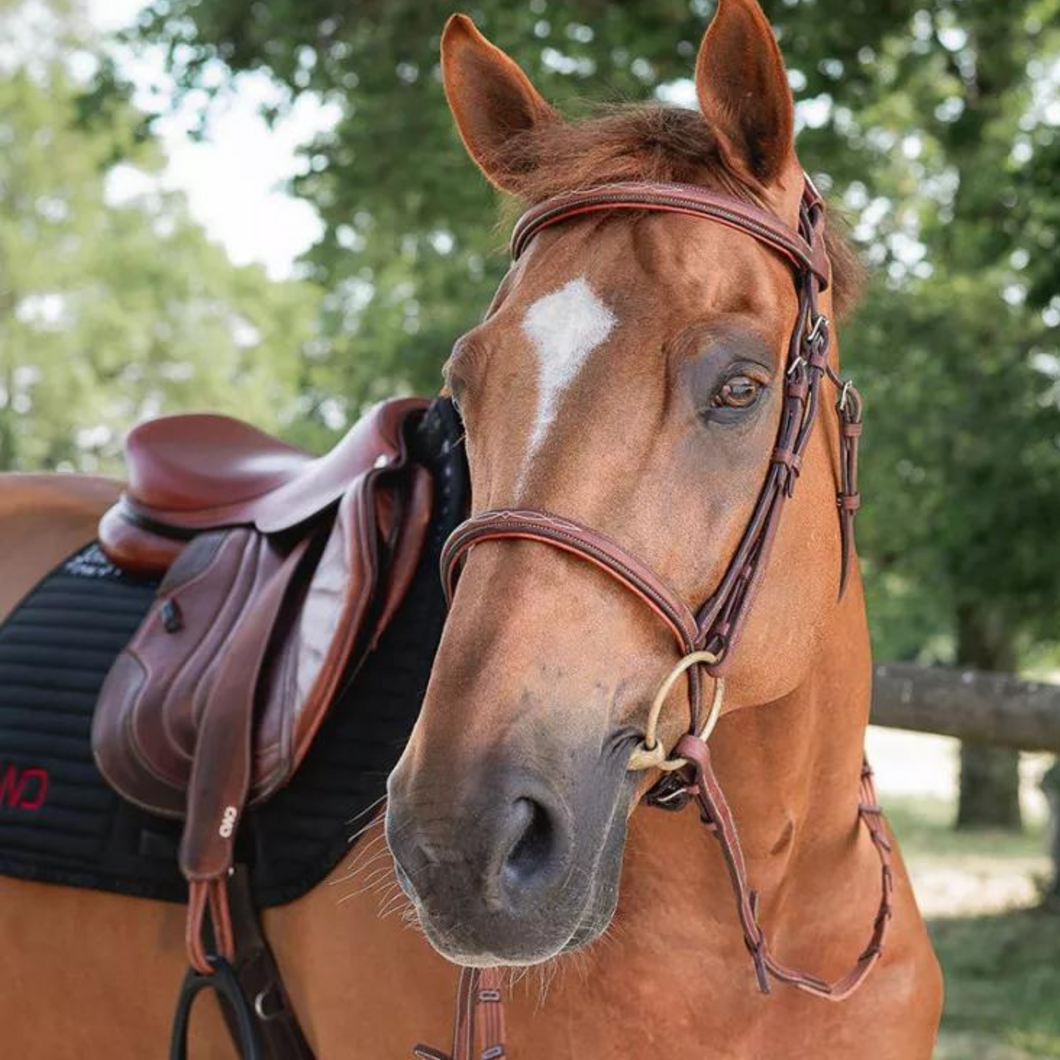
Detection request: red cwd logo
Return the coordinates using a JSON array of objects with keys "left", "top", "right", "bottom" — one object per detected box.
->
[{"left": 0, "top": 762, "right": 49, "bottom": 811}]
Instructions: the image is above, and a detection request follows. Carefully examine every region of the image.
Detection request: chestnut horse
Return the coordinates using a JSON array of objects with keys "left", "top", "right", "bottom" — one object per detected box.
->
[{"left": 0, "top": 1, "right": 942, "bottom": 1056}]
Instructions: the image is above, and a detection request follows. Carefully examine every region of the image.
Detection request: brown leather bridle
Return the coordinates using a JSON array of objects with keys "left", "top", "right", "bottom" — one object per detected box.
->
[{"left": 419, "top": 177, "right": 890, "bottom": 1060}]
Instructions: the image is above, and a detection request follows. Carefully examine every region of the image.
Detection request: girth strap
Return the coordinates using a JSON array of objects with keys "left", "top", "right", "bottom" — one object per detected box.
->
[{"left": 171, "top": 869, "right": 315, "bottom": 1060}]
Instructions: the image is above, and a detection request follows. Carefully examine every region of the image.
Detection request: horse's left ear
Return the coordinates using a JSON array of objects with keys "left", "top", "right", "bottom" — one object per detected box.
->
[{"left": 695, "top": 0, "right": 798, "bottom": 187}]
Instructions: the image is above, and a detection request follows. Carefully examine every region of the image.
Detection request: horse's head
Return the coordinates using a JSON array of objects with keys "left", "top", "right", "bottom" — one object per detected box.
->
[{"left": 387, "top": 0, "right": 860, "bottom": 966}]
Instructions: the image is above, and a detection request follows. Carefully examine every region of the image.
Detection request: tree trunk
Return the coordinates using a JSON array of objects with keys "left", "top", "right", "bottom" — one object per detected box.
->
[
  {"left": 955, "top": 607, "right": 1022, "bottom": 831},
  {"left": 1043, "top": 761, "right": 1060, "bottom": 906}
]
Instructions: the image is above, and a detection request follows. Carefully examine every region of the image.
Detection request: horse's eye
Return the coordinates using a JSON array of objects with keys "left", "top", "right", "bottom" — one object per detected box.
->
[
  {"left": 712, "top": 375, "right": 762, "bottom": 410},
  {"left": 446, "top": 375, "right": 467, "bottom": 416}
]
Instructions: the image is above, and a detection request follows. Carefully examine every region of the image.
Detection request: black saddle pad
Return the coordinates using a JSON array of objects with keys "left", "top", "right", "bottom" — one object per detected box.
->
[{"left": 0, "top": 398, "right": 467, "bottom": 906}]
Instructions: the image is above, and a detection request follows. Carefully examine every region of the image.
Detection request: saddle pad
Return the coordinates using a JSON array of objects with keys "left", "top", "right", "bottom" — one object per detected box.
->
[{"left": 0, "top": 398, "right": 468, "bottom": 906}]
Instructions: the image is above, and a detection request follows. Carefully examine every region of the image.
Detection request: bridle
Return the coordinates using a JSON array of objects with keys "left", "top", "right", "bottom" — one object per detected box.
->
[
  {"left": 419, "top": 177, "right": 891, "bottom": 1060},
  {"left": 445, "top": 179, "right": 863, "bottom": 717}
]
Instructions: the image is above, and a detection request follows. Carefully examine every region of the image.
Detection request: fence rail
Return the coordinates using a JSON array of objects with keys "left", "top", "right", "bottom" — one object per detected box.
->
[
  {"left": 871, "top": 661, "right": 1059, "bottom": 898},
  {"left": 871, "top": 662, "right": 1060, "bottom": 754}
]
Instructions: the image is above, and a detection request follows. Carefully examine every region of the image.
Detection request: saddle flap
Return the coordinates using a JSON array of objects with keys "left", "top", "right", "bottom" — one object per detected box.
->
[
  {"left": 250, "top": 462, "right": 433, "bottom": 796},
  {"left": 93, "top": 528, "right": 286, "bottom": 817}
]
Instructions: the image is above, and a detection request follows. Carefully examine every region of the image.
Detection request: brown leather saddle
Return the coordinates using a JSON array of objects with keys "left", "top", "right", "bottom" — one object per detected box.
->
[{"left": 92, "top": 396, "right": 435, "bottom": 1058}]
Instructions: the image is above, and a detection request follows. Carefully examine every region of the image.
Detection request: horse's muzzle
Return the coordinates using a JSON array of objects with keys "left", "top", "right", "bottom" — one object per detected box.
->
[{"left": 386, "top": 764, "right": 585, "bottom": 965}]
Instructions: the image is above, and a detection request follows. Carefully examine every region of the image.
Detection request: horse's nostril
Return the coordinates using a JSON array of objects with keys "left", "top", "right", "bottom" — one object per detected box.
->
[{"left": 502, "top": 796, "right": 556, "bottom": 891}]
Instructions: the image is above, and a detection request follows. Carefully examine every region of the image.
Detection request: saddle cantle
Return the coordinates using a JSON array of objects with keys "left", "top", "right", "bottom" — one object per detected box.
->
[{"left": 92, "top": 396, "right": 434, "bottom": 989}]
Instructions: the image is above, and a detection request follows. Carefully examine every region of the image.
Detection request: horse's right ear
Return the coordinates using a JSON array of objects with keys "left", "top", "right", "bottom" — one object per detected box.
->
[
  {"left": 695, "top": 0, "right": 797, "bottom": 188},
  {"left": 441, "top": 14, "right": 558, "bottom": 192}
]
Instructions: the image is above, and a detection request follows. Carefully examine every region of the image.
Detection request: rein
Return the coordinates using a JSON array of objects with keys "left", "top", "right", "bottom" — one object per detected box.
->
[{"left": 421, "top": 176, "right": 889, "bottom": 1060}]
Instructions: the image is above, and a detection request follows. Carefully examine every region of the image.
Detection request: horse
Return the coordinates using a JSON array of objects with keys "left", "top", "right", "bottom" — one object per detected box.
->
[{"left": 0, "top": 1, "right": 942, "bottom": 1056}]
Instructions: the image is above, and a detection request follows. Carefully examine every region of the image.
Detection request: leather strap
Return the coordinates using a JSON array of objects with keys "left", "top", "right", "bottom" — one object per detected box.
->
[
  {"left": 666, "top": 735, "right": 893, "bottom": 1000},
  {"left": 224, "top": 867, "right": 316, "bottom": 1060},
  {"left": 442, "top": 510, "right": 700, "bottom": 652},
  {"left": 440, "top": 509, "right": 708, "bottom": 731},
  {"left": 830, "top": 370, "right": 863, "bottom": 595},
  {"left": 414, "top": 967, "right": 506, "bottom": 1060},
  {"left": 172, "top": 869, "right": 316, "bottom": 1060},
  {"left": 181, "top": 533, "right": 316, "bottom": 973},
  {"left": 512, "top": 179, "right": 830, "bottom": 289}
]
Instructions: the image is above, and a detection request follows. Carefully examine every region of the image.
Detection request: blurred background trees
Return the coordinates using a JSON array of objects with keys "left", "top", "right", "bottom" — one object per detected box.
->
[
  {"left": 0, "top": 0, "right": 318, "bottom": 473},
  {"left": 2, "top": 0, "right": 1058, "bottom": 827}
]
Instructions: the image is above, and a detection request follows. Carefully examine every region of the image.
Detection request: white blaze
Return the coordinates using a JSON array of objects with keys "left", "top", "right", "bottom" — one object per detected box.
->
[{"left": 520, "top": 275, "right": 617, "bottom": 479}]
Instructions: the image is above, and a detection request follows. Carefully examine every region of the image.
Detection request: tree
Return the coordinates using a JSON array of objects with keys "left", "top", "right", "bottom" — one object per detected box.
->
[
  {"left": 131, "top": 0, "right": 923, "bottom": 432},
  {"left": 0, "top": 2, "right": 320, "bottom": 473},
  {"left": 132, "top": 0, "right": 1060, "bottom": 826},
  {"left": 829, "top": 2, "right": 1060, "bottom": 828}
]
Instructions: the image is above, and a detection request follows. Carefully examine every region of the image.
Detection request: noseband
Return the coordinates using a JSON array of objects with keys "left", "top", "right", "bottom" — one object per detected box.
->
[{"left": 424, "top": 177, "right": 890, "bottom": 1060}]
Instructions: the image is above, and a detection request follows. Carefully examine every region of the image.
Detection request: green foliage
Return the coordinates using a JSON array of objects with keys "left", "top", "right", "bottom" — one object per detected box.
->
[
  {"left": 0, "top": 4, "right": 320, "bottom": 473},
  {"left": 805, "top": 1, "right": 1060, "bottom": 660},
  {"left": 53, "top": 1, "right": 1060, "bottom": 660},
  {"left": 884, "top": 795, "right": 1056, "bottom": 1056},
  {"left": 131, "top": 0, "right": 935, "bottom": 417}
]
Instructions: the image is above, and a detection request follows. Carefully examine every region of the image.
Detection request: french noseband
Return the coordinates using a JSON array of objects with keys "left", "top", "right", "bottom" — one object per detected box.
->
[{"left": 425, "top": 177, "right": 890, "bottom": 1060}]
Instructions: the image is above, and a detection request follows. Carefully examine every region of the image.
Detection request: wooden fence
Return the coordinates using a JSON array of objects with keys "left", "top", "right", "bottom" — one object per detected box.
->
[
  {"left": 870, "top": 662, "right": 1060, "bottom": 898},
  {"left": 871, "top": 663, "right": 1060, "bottom": 754}
]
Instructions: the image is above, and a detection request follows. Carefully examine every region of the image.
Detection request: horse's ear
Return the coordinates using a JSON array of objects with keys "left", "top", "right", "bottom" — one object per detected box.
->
[
  {"left": 695, "top": 0, "right": 797, "bottom": 186},
  {"left": 441, "top": 14, "right": 558, "bottom": 192}
]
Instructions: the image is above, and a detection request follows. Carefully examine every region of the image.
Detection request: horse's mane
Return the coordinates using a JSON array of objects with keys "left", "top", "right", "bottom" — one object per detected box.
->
[{"left": 496, "top": 104, "right": 864, "bottom": 319}]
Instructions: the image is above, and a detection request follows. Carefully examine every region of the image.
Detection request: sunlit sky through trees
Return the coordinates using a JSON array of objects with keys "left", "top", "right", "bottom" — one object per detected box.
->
[{"left": 86, "top": 0, "right": 333, "bottom": 278}]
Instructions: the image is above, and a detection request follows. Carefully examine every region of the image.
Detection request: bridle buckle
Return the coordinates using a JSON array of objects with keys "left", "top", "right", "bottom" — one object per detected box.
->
[{"left": 805, "top": 312, "right": 830, "bottom": 351}]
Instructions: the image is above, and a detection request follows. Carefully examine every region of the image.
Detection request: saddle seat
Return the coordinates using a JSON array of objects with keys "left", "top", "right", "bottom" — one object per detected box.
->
[
  {"left": 99, "top": 398, "right": 426, "bottom": 575},
  {"left": 123, "top": 413, "right": 315, "bottom": 516}
]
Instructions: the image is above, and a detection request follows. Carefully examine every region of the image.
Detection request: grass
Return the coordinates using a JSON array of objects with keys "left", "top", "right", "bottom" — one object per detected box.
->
[
  {"left": 932, "top": 908, "right": 1060, "bottom": 1059},
  {"left": 883, "top": 795, "right": 1060, "bottom": 1059},
  {"left": 887, "top": 796, "right": 1049, "bottom": 862}
]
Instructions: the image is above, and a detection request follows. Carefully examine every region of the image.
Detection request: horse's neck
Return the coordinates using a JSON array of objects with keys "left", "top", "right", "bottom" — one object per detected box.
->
[{"left": 619, "top": 577, "right": 873, "bottom": 954}]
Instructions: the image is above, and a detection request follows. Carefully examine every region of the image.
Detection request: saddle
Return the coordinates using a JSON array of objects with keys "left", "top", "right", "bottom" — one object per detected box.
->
[{"left": 92, "top": 397, "right": 435, "bottom": 1056}]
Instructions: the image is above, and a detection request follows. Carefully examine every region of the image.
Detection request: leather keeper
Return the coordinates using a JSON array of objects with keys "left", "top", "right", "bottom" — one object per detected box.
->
[{"left": 770, "top": 448, "right": 802, "bottom": 472}]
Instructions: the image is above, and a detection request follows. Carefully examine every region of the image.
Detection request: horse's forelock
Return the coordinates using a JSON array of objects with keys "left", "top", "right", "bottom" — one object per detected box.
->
[{"left": 493, "top": 103, "right": 863, "bottom": 319}]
